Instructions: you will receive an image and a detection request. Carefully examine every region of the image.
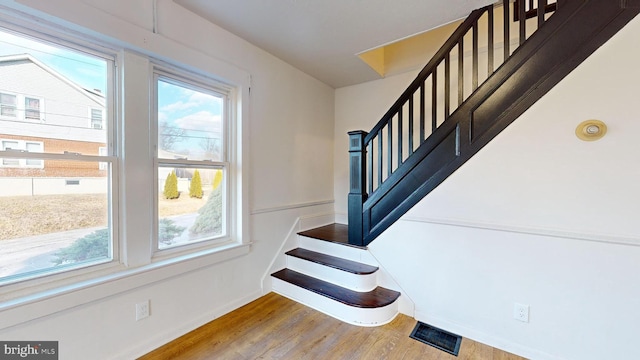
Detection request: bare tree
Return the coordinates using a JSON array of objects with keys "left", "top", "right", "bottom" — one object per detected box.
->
[
  {"left": 159, "top": 121, "right": 185, "bottom": 150},
  {"left": 199, "top": 137, "right": 221, "bottom": 160}
]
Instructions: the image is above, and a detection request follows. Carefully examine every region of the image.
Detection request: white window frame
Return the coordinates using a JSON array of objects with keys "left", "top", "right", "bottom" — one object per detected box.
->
[
  {"left": 0, "top": 25, "right": 118, "bottom": 289},
  {"left": 1, "top": 139, "right": 20, "bottom": 166},
  {"left": 24, "top": 96, "right": 42, "bottom": 120},
  {"left": 152, "top": 66, "right": 232, "bottom": 254},
  {"left": 0, "top": 93, "right": 45, "bottom": 122},
  {"left": 0, "top": 92, "right": 17, "bottom": 117},
  {"left": 24, "top": 141, "right": 43, "bottom": 167},
  {"left": 0, "top": 6, "right": 249, "bottom": 321}
]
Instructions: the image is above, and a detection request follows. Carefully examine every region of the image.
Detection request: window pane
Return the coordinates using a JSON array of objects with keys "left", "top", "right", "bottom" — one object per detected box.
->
[
  {"left": 1, "top": 93, "right": 16, "bottom": 117},
  {"left": 1, "top": 140, "right": 19, "bottom": 165},
  {"left": 157, "top": 79, "right": 224, "bottom": 161},
  {"left": 0, "top": 93, "right": 16, "bottom": 105},
  {"left": 158, "top": 165, "right": 225, "bottom": 249},
  {"left": 0, "top": 29, "right": 108, "bottom": 154},
  {"left": 0, "top": 159, "right": 111, "bottom": 281},
  {"left": 91, "top": 108, "right": 103, "bottom": 129},
  {"left": 25, "top": 97, "right": 40, "bottom": 119},
  {"left": 98, "top": 146, "right": 107, "bottom": 170},
  {"left": 2, "top": 140, "right": 18, "bottom": 150},
  {"left": 25, "top": 142, "right": 41, "bottom": 152},
  {"left": 1, "top": 158, "right": 18, "bottom": 166},
  {"left": 25, "top": 142, "right": 43, "bottom": 166}
]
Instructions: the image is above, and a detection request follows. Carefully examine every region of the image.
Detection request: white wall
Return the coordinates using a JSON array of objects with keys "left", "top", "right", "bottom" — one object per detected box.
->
[
  {"left": 333, "top": 70, "right": 419, "bottom": 217},
  {"left": 0, "top": 0, "right": 334, "bottom": 358},
  {"left": 335, "top": 14, "right": 640, "bottom": 360},
  {"left": 0, "top": 177, "right": 107, "bottom": 196}
]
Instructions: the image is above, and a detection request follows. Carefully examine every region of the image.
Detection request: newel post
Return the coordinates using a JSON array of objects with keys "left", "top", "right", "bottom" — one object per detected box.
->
[{"left": 347, "top": 130, "right": 368, "bottom": 246}]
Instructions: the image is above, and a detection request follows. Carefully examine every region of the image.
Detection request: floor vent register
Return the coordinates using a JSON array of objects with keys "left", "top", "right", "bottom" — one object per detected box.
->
[{"left": 409, "top": 321, "right": 462, "bottom": 356}]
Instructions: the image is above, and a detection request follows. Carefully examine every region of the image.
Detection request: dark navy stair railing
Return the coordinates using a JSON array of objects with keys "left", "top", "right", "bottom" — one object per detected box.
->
[{"left": 348, "top": 0, "right": 639, "bottom": 246}]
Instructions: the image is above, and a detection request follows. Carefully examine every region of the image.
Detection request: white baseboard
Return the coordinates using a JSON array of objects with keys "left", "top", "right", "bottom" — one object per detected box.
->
[
  {"left": 414, "top": 310, "right": 566, "bottom": 360},
  {"left": 117, "top": 289, "right": 263, "bottom": 360}
]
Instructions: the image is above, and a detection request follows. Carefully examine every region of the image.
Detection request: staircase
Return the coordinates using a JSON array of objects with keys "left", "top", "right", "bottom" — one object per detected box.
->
[
  {"left": 271, "top": 0, "right": 640, "bottom": 327},
  {"left": 347, "top": 0, "right": 640, "bottom": 246},
  {"left": 271, "top": 224, "right": 402, "bottom": 326}
]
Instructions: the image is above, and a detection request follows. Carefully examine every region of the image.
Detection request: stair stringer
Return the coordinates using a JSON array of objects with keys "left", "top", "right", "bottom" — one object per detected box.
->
[
  {"left": 360, "top": 0, "right": 640, "bottom": 245},
  {"left": 260, "top": 214, "right": 334, "bottom": 293}
]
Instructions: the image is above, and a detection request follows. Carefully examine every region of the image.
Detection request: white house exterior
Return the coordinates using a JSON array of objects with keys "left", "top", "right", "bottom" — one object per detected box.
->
[{"left": 0, "top": 54, "right": 106, "bottom": 178}]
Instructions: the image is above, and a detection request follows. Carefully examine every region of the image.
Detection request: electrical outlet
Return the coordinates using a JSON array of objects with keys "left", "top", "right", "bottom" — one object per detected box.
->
[
  {"left": 136, "top": 300, "right": 150, "bottom": 321},
  {"left": 513, "top": 303, "right": 529, "bottom": 322}
]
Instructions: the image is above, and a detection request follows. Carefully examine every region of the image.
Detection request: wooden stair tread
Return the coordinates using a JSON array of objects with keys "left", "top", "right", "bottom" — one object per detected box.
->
[
  {"left": 298, "top": 224, "right": 365, "bottom": 248},
  {"left": 272, "top": 269, "right": 400, "bottom": 308},
  {"left": 298, "top": 223, "right": 348, "bottom": 242},
  {"left": 286, "top": 248, "right": 378, "bottom": 275}
]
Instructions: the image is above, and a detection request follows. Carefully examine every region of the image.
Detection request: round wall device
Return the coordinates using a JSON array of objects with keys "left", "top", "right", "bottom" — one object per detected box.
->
[{"left": 575, "top": 120, "right": 607, "bottom": 141}]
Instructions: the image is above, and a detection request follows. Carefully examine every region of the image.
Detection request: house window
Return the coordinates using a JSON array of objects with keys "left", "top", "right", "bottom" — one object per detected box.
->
[
  {"left": 1, "top": 140, "right": 20, "bottom": 166},
  {"left": 25, "top": 142, "right": 43, "bottom": 167},
  {"left": 0, "top": 16, "right": 246, "bottom": 303},
  {"left": 154, "top": 69, "right": 228, "bottom": 250},
  {"left": 91, "top": 108, "right": 103, "bottom": 129},
  {"left": 25, "top": 97, "right": 41, "bottom": 120},
  {"left": 0, "top": 140, "right": 43, "bottom": 167},
  {"left": 98, "top": 146, "right": 107, "bottom": 170},
  {"left": 0, "top": 93, "right": 16, "bottom": 117},
  {"left": 0, "top": 27, "right": 114, "bottom": 285}
]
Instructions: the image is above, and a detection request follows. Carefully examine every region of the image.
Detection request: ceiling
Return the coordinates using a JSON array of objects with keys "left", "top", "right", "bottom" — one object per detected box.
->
[{"left": 174, "top": 0, "right": 493, "bottom": 88}]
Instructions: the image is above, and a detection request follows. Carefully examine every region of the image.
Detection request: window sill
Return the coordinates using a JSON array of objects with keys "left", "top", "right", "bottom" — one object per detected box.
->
[
  {"left": 152, "top": 236, "right": 237, "bottom": 261},
  {"left": 0, "top": 241, "right": 251, "bottom": 331}
]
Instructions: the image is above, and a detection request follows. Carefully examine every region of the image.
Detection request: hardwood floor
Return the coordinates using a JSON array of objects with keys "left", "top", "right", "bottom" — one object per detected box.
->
[{"left": 140, "top": 293, "right": 527, "bottom": 360}]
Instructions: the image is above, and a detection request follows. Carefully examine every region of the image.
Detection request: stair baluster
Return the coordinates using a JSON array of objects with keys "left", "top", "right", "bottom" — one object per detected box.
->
[{"left": 347, "top": 0, "right": 638, "bottom": 246}]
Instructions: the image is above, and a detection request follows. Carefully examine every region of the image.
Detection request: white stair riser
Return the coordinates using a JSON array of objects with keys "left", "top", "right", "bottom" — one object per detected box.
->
[
  {"left": 286, "top": 255, "right": 377, "bottom": 292},
  {"left": 272, "top": 277, "right": 398, "bottom": 327},
  {"left": 298, "top": 236, "right": 378, "bottom": 266}
]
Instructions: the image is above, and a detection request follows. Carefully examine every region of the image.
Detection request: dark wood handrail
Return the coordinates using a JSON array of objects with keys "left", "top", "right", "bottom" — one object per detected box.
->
[
  {"left": 363, "top": 6, "right": 491, "bottom": 145},
  {"left": 344, "top": 0, "right": 620, "bottom": 246}
]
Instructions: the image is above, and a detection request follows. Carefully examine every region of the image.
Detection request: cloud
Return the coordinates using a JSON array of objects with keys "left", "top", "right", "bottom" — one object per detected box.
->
[
  {"left": 160, "top": 91, "right": 222, "bottom": 113},
  {"left": 189, "top": 91, "right": 220, "bottom": 105},
  {"left": 175, "top": 111, "right": 222, "bottom": 133},
  {"left": 160, "top": 100, "right": 196, "bottom": 113}
]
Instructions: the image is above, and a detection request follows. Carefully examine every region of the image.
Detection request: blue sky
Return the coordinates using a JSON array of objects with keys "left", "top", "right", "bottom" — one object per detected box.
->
[
  {"left": 158, "top": 80, "right": 223, "bottom": 160},
  {"left": 0, "top": 29, "right": 106, "bottom": 93},
  {"left": 0, "top": 28, "right": 223, "bottom": 159}
]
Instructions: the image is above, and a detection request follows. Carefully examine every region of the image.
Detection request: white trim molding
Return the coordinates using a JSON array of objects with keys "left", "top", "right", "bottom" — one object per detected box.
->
[
  {"left": 401, "top": 215, "right": 640, "bottom": 247},
  {"left": 251, "top": 199, "right": 334, "bottom": 215}
]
